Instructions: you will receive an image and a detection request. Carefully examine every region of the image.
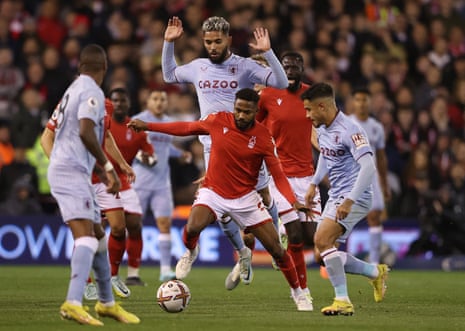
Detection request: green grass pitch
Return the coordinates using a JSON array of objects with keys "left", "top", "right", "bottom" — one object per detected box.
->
[{"left": 1, "top": 265, "right": 464, "bottom": 331}]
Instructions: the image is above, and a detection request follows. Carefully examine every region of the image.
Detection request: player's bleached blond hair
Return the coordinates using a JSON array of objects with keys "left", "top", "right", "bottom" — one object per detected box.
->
[{"left": 202, "top": 16, "right": 230, "bottom": 35}]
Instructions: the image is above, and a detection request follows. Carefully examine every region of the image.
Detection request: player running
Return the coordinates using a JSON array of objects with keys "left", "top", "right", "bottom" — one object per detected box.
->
[
  {"left": 303, "top": 83, "right": 389, "bottom": 316},
  {"left": 161, "top": 15, "right": 287, "bottom": 289},
  {"left": 128, "top": 88, "right": 313, "bottom": 312}
]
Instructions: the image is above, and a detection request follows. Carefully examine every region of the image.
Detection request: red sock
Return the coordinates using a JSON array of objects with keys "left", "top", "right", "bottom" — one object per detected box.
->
[
  {"left": 288, "top": 242, "right": 307, "bottom": 289},
  {"left": 108, "top": 233, "right": 126, "bottom": 276},
  {"left": 126, "top": 232, "right": 143, "bottom": 269},
  {"left": 276, "top": 251, "right": 300, "bottom": 289},
  {"left": 182, "top": 226, "right": 199, "bottom": 250}
]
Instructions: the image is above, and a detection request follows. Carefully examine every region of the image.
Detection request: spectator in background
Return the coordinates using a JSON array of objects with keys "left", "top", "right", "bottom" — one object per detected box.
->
[
  {"left": 0, "top": 47, "right": 24, "bottom": 119},
  {"left": 0, "top": 175, "right": 42, "bottom": 215},
  {"left": 26, "top": 134, "right": 56, "bottom": 214},
  {"left": 0, "top": 120, "right": 14, "bottom": 169},
  {"left": 10, "top": 88, "right": 47, "bottom": 149},
  {"left": 42, "top": 46, "right": 72, "bottom": 111},
  {"left": 36, "top": 0, "right": 66, "bottom": 49},
  {"left": 0, "top": 147, "right": 38, "bottom": 203}
]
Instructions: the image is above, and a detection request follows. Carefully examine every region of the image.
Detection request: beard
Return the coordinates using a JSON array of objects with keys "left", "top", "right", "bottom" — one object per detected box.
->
[
  {"left": 287, "top": 78, "right": 301, "bottom": 93},
  {"left": 208, "top": 48, "right": 229, "bottom": 64}
]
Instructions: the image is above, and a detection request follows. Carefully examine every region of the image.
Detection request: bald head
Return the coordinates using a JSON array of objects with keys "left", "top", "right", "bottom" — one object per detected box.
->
[{"left": 79, "top": 44, "right": 107, "bottom": 74}]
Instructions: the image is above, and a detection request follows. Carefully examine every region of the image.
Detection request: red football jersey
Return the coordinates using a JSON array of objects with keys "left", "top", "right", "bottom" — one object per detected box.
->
[
  {"left": 104, "top": 116, "right": 154, "bottom": 190},
  {"left": 147, "top": 111, "right": 297, "bottom": 203},
  {"left": 257, "top": 83, "right": 315, "bottom": 177}
]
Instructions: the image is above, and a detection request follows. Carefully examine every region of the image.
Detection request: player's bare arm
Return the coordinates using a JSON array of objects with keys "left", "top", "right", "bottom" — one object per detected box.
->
[
  {"left": 248, "top": 27, "right": 271, "bottom": 52},
  {"left": 127, "top": 119, "right": 148, "bottom": 132},
  {"left": 164, "top": 16, "right": 184, "bottom": 42},
  {"left": 104, "top": 131, "right": 136, "bottom": 183},
  {"left": 80, "top": 118, "right": 121, "bottom": 194},
  {"left": 40, "top": 127, "right": 54, "bottom": 158}
]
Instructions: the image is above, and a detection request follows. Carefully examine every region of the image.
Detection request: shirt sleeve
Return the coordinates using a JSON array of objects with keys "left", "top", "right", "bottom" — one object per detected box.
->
[
  {"left": 310, "top": 154, "right": 329, "bottom": 185},
  {"left": 162, "top": 41, "right": 179, "bottom": 83},
  {"left": 347, "top": 153, "right": 376, "bottom": 202},
  {"left": 262, "top": 49, "right": 288, "bottom": 89},
  {"left": 147, "top": 119, "right": 210, "bottom": 136}
]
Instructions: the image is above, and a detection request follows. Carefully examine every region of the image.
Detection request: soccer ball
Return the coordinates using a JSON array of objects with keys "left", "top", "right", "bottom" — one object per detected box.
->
[{"left": 156, "top": 280, "right": 191, "bottom": 313}]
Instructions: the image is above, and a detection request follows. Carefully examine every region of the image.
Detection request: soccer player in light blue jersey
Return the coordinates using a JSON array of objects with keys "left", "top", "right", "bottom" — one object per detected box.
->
[
  {"left": 46, "top": 44, "right": 139, "bottom": 325},
  {"left": 131, "top": 90, "right": 192, "bottom": 282},
  {"left": 350, "top": 87, "right": 390, "bottom": 264},
  {"left": 302, "top": 83, "right": 389, "bottom": 316},
  {"left": 162, "top": 15, "right": 287, "bottom": 290}
]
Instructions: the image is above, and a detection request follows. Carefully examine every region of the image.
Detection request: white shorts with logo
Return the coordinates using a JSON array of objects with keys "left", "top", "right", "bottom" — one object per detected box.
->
[
  {"left": 93, "top": 183, "right": 143, "bottom": 215},
  {"left": 269, "top": 175, "right": 322, "bottom": 225},
  {"left": 321, "top": 196, "right": 371, "bottom": 244},
  {"left": 194, "top": 187, "right": 272, "bottom": 230},
  {"left": 202, "top": 142, "right": 270, "bottom": 191},
  {"left": 48, "top": 168, "right": 100, "bottom": 223}
]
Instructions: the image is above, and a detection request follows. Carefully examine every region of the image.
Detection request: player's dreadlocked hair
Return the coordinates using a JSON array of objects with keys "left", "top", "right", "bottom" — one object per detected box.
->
[{"left": 202, "top": 16, "right": 230, "bottom": 35}]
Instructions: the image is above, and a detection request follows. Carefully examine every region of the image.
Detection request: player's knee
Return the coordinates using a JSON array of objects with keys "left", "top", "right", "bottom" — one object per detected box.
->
[{"left": 110, "top": 223, "right": 126, "bottom": 237}]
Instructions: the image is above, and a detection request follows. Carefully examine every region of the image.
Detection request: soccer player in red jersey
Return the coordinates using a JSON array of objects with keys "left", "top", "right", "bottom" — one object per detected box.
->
[
  {"left": 128, "top": 88, "right": 314, "bottom": 312},
  {"left": 96, "top": 88, "right": 155, "bottom": 289},
  {"left": 256, "top": 51, "right": 322, "bottom": 301}
]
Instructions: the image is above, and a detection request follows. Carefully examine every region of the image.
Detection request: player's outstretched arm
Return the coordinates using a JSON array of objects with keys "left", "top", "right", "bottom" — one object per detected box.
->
[
  {"left": 127, "top": 119, "right": 148, "bottom": 132},
  {"left": 164, "top": 16, "right": 184, "bottom": 42}
]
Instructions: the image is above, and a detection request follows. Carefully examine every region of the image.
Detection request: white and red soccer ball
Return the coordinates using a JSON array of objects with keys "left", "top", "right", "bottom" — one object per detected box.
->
[{"left": 157, "top": 280, "right": 191, "bottom": 313}]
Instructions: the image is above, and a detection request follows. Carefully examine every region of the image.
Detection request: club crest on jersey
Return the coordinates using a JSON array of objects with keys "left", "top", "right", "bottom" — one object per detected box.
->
[
  {"left": 248, "top": 136, "right": 256, "bottom": 149},
  {"left": 126, "top": 129, "right": 133, "bottom": 141},
  {"left": 277, "top": 98, "right": 282, "bottom": 106},
  {"left": 228, "top": 65, "right": 238, "bottom": 75},
  {"left": 223, "top": 127, "right": 229, "bottom": 134},
  {"left": 351, "top": 133, "right": 369, "bottom": 149}
]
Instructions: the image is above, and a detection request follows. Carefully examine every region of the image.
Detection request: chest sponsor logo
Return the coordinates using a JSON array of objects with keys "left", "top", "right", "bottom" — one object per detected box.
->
[{"left": 198, "top": 80, "right": 238, "bottom": 89}]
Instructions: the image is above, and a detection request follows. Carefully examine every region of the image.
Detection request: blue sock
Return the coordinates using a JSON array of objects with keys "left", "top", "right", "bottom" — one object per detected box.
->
[
  {"left": 158, "top": 233, "right": 172, "bottom": 273},
  {"left": 218, "top": 219, "right": 245, "bottom": 251},
  {"left": 66, "top": 238, "right": 97, "bottom": 303},
  {"left": 266, "top": 200, "right": 280, "bottom": 230},
  {"left": 322, "top": 250, "right": 348, "bottom": 299},
  {"left": 92, "top": 238, "right": 114, "bottom": 303},
  {"left": 369, "top": 226, "right": 383, "bottom": 264},
  {"left": 344, "top": 252, "right": 378, "bottom": 278}
]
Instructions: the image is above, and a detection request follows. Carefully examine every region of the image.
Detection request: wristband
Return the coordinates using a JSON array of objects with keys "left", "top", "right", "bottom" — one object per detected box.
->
[{"left": 103, "top": 161, "right": 114, "bottom": 172}]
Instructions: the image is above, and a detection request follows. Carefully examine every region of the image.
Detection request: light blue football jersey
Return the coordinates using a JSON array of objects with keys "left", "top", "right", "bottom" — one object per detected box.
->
[{"left": 316, "top": 111, "right": 373, "bottom": 205}]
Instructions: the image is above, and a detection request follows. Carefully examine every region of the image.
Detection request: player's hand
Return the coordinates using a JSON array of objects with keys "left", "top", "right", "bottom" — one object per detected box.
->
[
  {"left": 293, "top": 201, "right": 310, "bottom": 213},
  {"left": 336, "top": 199, "right": 354, "bottom": 221},
  {"left": 305, "top": 184, "right": 317, "bottom": 208},
  {"left": 127, "top": 119, "right": 148, "bottom": 132},
  {"left": 120, "top": 162, "right": 136, "bottom": 184},
  {"left": 136, "top": 150, "right": 157, "bottom": 167},
  {"left": 164, "top": 16, "right": 184, "bottom": 42},
  {"left": 105, "top": 169, "right": 121, "bottom": 194},
  {"left": 248, "top": 27, "right": 271, "bottom": 52},
  {"left": 193, "top": 175, "right": 205, "bottom": 186}
]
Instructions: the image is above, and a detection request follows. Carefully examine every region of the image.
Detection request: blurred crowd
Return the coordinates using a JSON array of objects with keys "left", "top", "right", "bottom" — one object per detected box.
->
[{"left": 1, "top": 0, "right": 465, "bottom": 256}]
